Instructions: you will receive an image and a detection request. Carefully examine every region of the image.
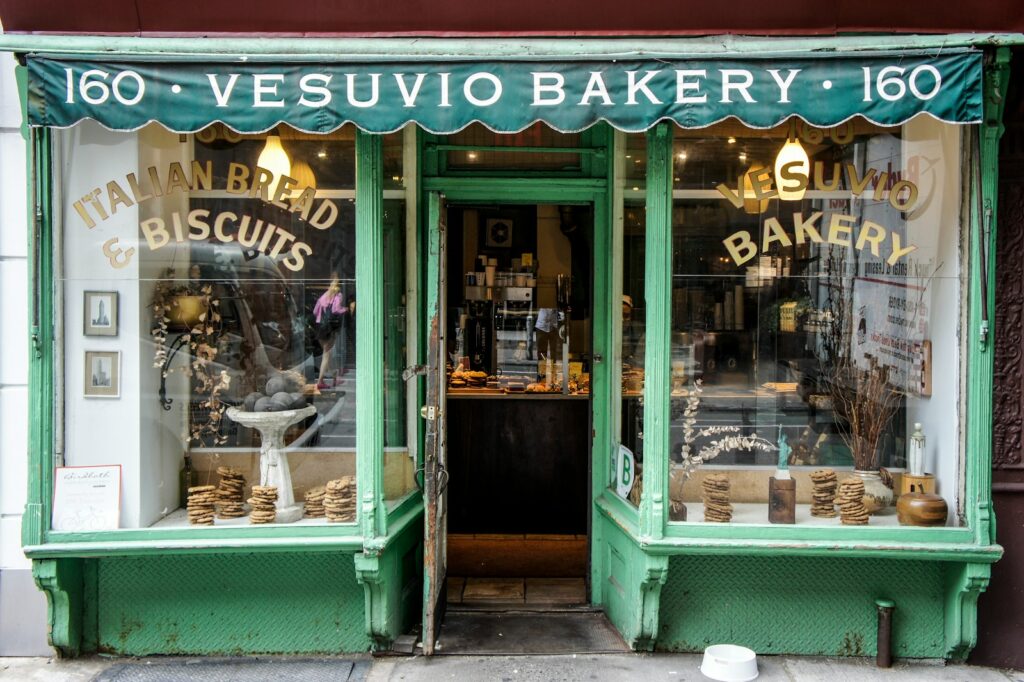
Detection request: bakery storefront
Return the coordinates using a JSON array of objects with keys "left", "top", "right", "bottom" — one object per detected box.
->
[{"left": 10, "top": 37, "right": 1009, "bottom": 658}]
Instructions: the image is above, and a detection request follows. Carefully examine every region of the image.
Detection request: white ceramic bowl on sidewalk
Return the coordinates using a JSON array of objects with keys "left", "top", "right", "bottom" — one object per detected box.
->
[{"left": 700, "top": 644, "right": 759, "bottom": 682}]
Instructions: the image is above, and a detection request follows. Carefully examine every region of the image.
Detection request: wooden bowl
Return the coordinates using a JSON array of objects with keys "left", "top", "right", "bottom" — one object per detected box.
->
[{"left": 897, "top": 492, "right": 948, "bottom": 527}]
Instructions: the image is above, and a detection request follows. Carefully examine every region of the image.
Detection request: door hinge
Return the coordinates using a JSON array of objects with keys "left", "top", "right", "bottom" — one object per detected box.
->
[
  {"left": 402, "top": 365, "right": 428, "bottom": 381},
  {"left": 420, "top": 405, "right": 438, "bottom": 421}
]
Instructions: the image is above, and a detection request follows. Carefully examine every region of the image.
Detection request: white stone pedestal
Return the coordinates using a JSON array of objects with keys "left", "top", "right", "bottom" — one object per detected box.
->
[{"left": 226, "top": 405, "right": 317, "bottom": 523}]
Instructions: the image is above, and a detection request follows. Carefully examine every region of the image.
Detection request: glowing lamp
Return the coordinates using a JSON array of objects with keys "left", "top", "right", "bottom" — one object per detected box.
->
[
  {"left": 290, "top": 159, "right": 317, "bottom": 197},
  {"left": 257, "top": 133, "right": 291, "bottom": 199},
  {"left": 774, "top": 137, "right": 809, "bottom": 201}
]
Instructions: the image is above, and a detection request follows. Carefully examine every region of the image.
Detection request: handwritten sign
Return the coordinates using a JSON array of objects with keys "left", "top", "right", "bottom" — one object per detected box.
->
[{"left": 52, "top": 465, "right": 121, "bottom": 531}]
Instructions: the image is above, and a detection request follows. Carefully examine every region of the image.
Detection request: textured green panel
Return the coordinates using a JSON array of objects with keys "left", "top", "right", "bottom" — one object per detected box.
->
[
  {"left": 658, "top": 556, "right": 946, "bottom": 657},
  {"left": 96, "top": 552, "right": 370, "bottom": 655}
]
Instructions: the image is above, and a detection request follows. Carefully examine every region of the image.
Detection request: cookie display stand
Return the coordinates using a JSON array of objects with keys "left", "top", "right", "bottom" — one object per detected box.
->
[{"left": 226, "top": 405, "right": 317, "bottom": 524}]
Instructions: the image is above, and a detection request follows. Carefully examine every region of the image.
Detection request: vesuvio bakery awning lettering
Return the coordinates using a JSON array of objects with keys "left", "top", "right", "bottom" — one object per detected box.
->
[{"left": 27, "top": 52, "right": 982, "bottom": 133}]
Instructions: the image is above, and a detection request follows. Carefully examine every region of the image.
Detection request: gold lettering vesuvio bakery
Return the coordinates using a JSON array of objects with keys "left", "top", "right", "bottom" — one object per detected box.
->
[
  {"left": 77, "top": 161, "right": 339, "bottom": 272},
  {"left": 718, "top": 162, "right": 922, "bottom": 267}
]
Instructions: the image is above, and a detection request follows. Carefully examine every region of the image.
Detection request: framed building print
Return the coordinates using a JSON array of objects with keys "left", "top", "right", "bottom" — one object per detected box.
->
[
  {"left": 84, "top": 291, "right": 119, "bottom": 336},
  {"left": 84, "top": 351, "right": 120, "bottom": 398}
]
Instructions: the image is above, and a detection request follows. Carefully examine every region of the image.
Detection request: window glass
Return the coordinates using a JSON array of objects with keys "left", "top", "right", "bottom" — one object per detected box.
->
[
  {"left": 57, "top": 122, "right": 361, "bottom": 530},
  {"left": 667, "top": 117, "right": 965, "bottom": 527},
  {"left": 613, "top": 134, "right": 647, "bottom": 506}
]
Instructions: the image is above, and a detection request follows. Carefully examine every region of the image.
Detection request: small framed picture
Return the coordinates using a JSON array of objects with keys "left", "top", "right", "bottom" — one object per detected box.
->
[
  {"left": 84, "top": 351, "right": 120, "bottom": 398},
  {"left": 84, "top": 291, "right": 118, "bottom": 336},
  {"left": 485, "top": 218, "right": 514, "bottom": 248}
]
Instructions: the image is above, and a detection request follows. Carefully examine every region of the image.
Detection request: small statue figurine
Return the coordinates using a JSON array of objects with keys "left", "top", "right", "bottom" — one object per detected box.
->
[
  {"left": 770, "top": 425, "right": 796, "bottom": 522},
  {"left": 777, "top": 426, "right": 792, "bottom": 479}
]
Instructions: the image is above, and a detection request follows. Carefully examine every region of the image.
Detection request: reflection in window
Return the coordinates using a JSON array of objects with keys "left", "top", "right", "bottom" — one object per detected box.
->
[
  {"left": 667, "top": 117, "right": 965, "bottom": 526},
  {"left": 58, "top": 122, "right": 366, "bottom": 529}
]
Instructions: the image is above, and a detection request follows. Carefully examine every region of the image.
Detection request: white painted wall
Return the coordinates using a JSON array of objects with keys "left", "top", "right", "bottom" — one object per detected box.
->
[
  {"left": 60, "top": 121, "right": 193, "bottom": 528},
  {"left": 0, "top": 51, "right": 52, "bottom": 656},
  {"left": 0, "top": 51, "right": 29, "bottom": 571},
  {"left": 903, "top": 116, "right": 964, "bottom": 520}
]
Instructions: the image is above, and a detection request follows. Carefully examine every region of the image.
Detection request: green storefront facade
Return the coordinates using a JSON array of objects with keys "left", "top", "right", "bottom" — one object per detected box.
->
[{"left": 4, "top": 33, "right": 1019, "bottom": 658}]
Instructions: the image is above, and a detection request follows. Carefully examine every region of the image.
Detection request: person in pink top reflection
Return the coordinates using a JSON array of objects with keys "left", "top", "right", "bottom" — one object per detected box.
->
[{"left": 313, "top": 273, "right": 345, "bottom": 388}]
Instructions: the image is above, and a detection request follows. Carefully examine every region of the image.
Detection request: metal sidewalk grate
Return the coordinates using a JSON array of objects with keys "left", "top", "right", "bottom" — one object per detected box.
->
[{"left": 93, "top": 658, "right": 366, "bottom": 682}]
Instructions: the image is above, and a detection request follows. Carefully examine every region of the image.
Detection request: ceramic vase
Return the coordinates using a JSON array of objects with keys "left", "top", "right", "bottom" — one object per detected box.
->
[{"left": 854, "top": 469, "right": 894, "bottom": 515}]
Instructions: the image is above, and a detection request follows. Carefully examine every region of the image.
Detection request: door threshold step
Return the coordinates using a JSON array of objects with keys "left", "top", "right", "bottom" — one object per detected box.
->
[
  {"left": 448, "top": 604, "right": 602, "bottom": 613},
  {"left": 435, "top": 610, "right": 630, "bottom": 655}
]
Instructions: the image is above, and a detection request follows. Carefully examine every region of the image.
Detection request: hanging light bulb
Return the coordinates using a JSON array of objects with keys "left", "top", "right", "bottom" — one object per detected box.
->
[
  {"left": 744, "top": 164, "right": 770, "bottom": 215},
  {"left": 774, "top": 124, "right": 809, "bottom": 201},
  {"left": 289, "top": 159, "right": 317, "bottom": 198},
  {"left": 256, "top": 131, "right": 291, "bottom": 199}
]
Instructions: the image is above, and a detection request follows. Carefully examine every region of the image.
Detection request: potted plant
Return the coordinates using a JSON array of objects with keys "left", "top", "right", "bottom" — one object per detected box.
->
[{"left": 819, "top": 251, "right": 901, "bottom": 513}]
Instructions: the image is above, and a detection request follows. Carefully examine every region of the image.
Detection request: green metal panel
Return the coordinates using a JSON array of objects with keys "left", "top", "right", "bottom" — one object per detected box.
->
[
  {"left": 658, "top": 555, "right": 946, "bottom": 657},
  {"left": 95, "top": 552, "right": 370, "bottom": 655}
]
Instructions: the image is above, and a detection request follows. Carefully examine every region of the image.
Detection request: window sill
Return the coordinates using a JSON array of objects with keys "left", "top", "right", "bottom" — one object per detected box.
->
[
  {"left": 27, "top": 523, "right": 364, "bottom": 558},
  {"left": 594, "top": 495, "right": 1001, "bottom": 562}
]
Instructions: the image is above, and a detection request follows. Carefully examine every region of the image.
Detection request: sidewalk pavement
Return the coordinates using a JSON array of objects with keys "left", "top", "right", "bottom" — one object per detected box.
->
[{"left": 1, "top": 654, "right": 1022, "bottom": 682}]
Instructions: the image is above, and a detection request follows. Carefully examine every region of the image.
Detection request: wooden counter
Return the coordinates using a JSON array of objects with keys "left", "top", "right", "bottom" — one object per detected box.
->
[{"left": 446, "top": 394, "right": 590, "bottom": 535}]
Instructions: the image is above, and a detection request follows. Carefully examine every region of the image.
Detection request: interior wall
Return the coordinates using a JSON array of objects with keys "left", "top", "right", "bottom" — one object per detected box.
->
[
  {"left": 902, "top": 117, "right": 963, "bottom": 518},
  {"left": 137, "top": 124, "right": 191, "bottom": 527},
  {"left": 536, "top": 204, "right": 570, "bottom": 308},
  {"left": 60, "top": 121, "right": 143, "bottom": 528}
]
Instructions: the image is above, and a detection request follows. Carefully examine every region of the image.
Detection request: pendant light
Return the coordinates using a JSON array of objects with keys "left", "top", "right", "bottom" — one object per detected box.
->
[
  {"left": 774, "top": 121, "right": 809, "bottom": 201},
  {"left": 290, "top": 159, "right": 317, "bottom": 197},
  {"left": 257, "top": 129, "right": 292, "bottom": 199}
]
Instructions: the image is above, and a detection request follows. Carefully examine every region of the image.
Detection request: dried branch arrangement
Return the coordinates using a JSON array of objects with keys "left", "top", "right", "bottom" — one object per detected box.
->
[
  {"left": 819, "top": 250, "right": 903, "bottom": 471},
  {"left": 677, "top": 379, "right": 778, "bottom": 476}
]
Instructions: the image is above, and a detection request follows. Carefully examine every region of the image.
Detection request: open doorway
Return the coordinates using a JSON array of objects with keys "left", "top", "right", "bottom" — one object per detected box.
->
[{"left": 442, "top": 203, "right": 593, "bottom": 609}]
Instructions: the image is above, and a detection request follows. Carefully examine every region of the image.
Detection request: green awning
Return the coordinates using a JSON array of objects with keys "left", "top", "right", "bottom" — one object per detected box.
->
[{"left": 27, "top": 51, "right": 982, "bottom": 134}]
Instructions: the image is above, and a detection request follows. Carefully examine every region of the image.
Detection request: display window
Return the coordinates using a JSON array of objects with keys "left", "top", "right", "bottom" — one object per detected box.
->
[
  {"left": 54, "top": 122, "right": 413, "bottom": 530},
  {"left": 666, "top": 116, "right": 967, "bottom": 527},
  {"left": 613, "top": 134, "right": 648, "bottom": 507}
]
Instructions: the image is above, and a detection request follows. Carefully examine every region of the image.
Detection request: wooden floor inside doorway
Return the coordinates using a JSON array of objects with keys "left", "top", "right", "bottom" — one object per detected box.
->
[{"left": 447, "top": 533, "right": 587, "bottom": 577}]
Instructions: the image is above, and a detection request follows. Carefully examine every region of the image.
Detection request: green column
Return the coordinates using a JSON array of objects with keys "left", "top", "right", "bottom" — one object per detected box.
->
[
  {"left": 967, "top": 48, "right": 1010, "bottom": 547},
  {"left": 640, "top": 123, "right": 672, "bottom": 541},
  {"left": 356, "top": 131, "right": 387, "bottom": 540},
  {"left": 24, "top": 120, "right": 54, "bottom": 549}
]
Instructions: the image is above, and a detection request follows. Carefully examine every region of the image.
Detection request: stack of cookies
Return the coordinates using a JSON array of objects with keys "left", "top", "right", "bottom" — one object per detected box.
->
[
  {"left": 810, "top": 469, "right": 839, "bottom": 518},
  {"left": 701, "top": 473, "right": 733, "bottom": 523},
  {"left": 187, "top": 485, "right": 217, "bottom": 525},
  {"left": 325, "top": 477, "right": 357, "bottom": 523},
  {"left": 247, "top": 485, "right": 278, "bottom": 525},
  {"left": 215, "top": 467, "right": 246, "bottom": 519},
  {"left": 837, "top": 477, "right": 869, "bottom": 525},
  {"left": 304, "top": 486, "right": 326, "bottom": 518}
]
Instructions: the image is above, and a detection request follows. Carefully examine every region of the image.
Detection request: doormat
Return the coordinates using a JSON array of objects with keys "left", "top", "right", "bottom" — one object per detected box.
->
[
  {"left": 92, "top": 657, "right": 368, "bottom": 682},
  {"left": 435, "top": 611, "right": 630, "bottom": 655}
]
